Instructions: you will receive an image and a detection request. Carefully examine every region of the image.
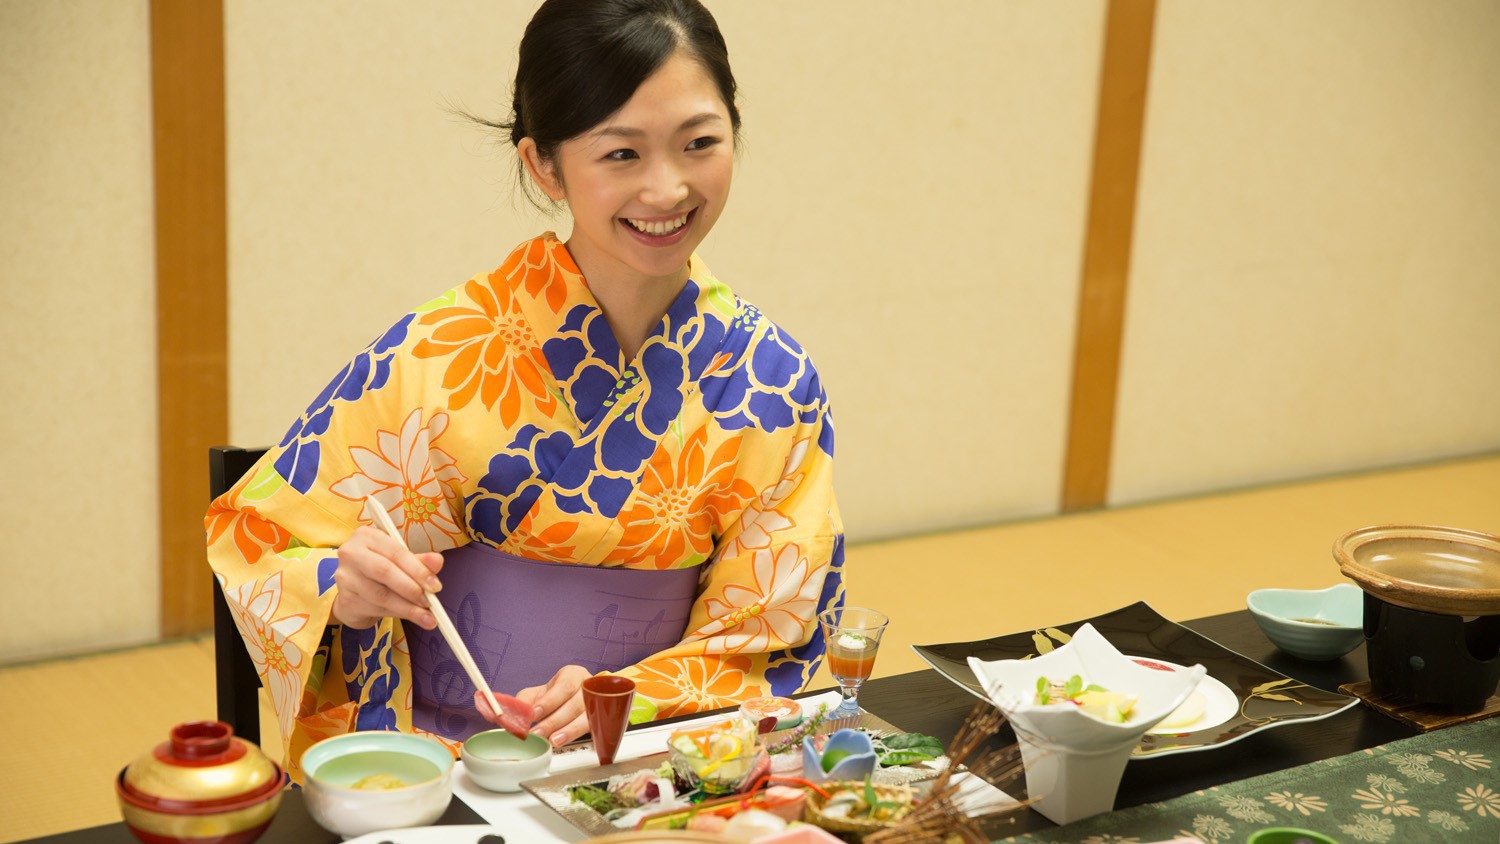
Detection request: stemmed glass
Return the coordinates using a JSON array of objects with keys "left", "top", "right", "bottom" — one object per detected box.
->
[{"left": 819, "top": 606, "right": 889, "bottom": 718}]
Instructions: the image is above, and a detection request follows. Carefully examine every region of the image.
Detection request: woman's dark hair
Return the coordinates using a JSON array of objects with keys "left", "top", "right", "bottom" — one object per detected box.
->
[{"left": 492, "top": 0, "right": 741, "bottom": 206}]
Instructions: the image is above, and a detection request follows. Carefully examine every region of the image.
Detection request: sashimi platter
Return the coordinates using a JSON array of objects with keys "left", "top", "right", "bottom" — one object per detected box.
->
[{"left": 520, "top": 695, "right": 1014, "bottom": 838}]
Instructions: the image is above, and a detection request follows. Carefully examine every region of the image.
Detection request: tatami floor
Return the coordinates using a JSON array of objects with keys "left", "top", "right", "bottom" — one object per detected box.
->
[{"left": 4, "top": 454, "right": 1497, "bottom": 842}]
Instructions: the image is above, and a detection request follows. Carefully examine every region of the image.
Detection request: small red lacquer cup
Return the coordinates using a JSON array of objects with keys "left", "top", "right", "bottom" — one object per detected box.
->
[{"left": 581, "top": 674, "right": 636, "bottom": 766}]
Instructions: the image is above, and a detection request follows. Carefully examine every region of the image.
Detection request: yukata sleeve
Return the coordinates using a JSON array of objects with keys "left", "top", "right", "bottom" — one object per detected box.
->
[
  {"left": 204, "top": 314, "right": 469, "bottom": 754},
  {"left": 613, "top": 409, "right": 845, "bottom": 719}
]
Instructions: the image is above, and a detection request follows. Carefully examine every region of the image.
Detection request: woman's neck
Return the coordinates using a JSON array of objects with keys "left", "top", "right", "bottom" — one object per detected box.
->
[{"left": 567, "top": 245, "right": 689, "bottom": 365}]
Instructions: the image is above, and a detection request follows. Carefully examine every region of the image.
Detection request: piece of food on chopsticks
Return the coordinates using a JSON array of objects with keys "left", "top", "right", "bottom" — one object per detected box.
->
[
  {"left": 1034, "top": 674, "right": 1138, "bottom": 723},
  {"left": 475, "top": 689, "right": 537, "bottom": 739}
]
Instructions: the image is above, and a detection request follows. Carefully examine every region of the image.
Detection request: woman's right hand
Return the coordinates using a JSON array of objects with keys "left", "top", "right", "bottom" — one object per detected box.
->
[{"left": 330, "top": 526, "right": 445, "bottom": 630}]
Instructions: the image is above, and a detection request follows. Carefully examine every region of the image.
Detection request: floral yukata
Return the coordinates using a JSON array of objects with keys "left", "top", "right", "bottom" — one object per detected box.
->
[{"left": 206, "top": 234, "right": 844, "bottom": 777}]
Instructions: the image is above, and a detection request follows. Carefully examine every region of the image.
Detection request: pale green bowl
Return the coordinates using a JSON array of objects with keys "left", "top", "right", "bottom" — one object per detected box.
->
[
  {"left": 1247, "top": 583, "right": 1364, "bottom": 661},
  {"left": 301, "top": 732, "right": 454, "bottom": 838},
  {"left": 461, "top": 729, "right": 552, "bottom": 793}
]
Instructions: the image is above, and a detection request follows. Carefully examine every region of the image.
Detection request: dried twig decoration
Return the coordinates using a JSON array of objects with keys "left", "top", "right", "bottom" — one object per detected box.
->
[{"left": 866, "top": 701, "right": 1029, "bottom": 844}]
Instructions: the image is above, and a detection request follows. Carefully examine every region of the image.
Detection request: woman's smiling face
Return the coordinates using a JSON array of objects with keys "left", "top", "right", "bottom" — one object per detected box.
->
[{"left": 522, "top": 50, "right": 735, "bottom": 290}]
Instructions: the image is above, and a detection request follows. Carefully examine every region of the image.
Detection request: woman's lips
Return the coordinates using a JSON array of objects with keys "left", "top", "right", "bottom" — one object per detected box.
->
[{"left": 620, "top": 209, "right": 696, "bottom": 246}]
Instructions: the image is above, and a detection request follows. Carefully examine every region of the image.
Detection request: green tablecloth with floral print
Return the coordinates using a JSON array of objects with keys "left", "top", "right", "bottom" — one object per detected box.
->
[{"left": 1000, "top": 718, "right": 1499, "bottom": 843}]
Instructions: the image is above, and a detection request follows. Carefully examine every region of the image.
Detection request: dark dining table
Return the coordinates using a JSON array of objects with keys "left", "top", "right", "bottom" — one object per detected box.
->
[{"left": 32, "top": 608, "right": 1410, "bottom": 843}]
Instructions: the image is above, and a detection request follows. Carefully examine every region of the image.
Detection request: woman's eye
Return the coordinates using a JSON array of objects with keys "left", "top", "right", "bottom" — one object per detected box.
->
[
  {"left": 605, "top": 148, "right": 638, "bottom": 162},
  {"left": 686, "top": 136, "right": 721, "bottom": 152}
]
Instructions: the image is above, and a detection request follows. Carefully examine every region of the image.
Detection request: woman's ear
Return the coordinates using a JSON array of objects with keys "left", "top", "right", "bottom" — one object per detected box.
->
[{"left": 517, "top": 138, "right": 566, "bottom": 202}]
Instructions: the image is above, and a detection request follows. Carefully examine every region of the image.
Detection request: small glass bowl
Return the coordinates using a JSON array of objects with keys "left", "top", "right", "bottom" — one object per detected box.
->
[{"left": 668, "top": 744, "right": 768, "bottom": 796}]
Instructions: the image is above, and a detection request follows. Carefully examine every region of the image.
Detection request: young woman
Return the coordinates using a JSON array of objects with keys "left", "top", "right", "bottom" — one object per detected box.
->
[{"left": 206, "top": 0, "right": 843, "bottom": 778}]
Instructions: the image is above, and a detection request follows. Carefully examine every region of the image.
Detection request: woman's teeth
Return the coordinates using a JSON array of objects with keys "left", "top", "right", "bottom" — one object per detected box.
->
[{"left": 625, "top": 212, "right": 689, "bottom": 235}]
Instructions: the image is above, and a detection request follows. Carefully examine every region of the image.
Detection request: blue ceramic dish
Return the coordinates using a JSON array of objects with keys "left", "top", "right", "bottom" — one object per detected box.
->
[{"left": 1247, "top": 583, "right": 1364, "bottom": 661}]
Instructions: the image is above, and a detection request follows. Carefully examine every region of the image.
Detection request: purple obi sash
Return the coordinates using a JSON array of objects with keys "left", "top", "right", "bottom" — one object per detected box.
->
[{"left": 406, "top": 542, "right": 699, "bottom": 741}]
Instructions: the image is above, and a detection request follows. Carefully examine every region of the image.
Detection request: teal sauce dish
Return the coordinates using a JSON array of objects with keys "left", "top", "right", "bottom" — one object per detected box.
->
[{"left": 1247, "top": 583, "right": 1364, "bottom": 661}]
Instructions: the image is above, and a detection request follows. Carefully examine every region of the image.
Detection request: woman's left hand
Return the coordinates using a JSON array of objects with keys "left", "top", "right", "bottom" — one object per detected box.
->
[{"left": 517, "top": 664, "right": 592, "bottom": 747}]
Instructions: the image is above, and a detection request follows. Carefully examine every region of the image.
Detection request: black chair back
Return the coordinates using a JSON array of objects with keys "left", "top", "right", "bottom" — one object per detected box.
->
[{"left": 209, "top": 446, "right": 270, "bottom": 746}]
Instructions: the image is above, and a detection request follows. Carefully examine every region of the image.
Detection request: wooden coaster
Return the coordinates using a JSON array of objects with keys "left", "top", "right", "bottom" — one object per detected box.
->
[{"left": 1340, "top": 681, "right": 1500, "bottom": 731}]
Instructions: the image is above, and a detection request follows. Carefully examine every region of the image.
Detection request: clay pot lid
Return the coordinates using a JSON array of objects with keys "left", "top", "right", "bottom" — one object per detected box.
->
[
  {"left": 118, "top": 721, "right": 284, "bottom": 812},
  {"left": 1334, "top": 524, "right": 1500, "bottom": 616}
]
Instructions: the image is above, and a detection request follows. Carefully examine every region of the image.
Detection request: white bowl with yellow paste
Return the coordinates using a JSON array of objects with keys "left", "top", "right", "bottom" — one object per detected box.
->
[{"left": 301, "top": 731, "right": 454, "bottom": 837}]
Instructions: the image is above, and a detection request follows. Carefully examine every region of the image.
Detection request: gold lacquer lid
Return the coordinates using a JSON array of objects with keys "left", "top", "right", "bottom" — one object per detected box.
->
[{"left": 120, "top": 721, "right": 282, "bottom": 808}]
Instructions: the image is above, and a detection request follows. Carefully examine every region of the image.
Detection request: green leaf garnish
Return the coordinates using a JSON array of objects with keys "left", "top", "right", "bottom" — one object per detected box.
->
[
  {"left": 568, "top": 784, "right": 622, "bottom": 814},
  {"left": 1064, "top": 674, "right": 1083, "bottom": 698},
  {"left": 875, "top": 732, "right": 944, "bottom": 767}
]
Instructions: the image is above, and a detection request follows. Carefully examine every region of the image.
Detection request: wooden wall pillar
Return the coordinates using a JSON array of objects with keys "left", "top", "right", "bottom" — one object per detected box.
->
[
  {"left": 1062, "top": 0, "right": 1158, "bottom": 512},
  {"left": 151, "top": 0, "right": 228, "bottom": 636}
]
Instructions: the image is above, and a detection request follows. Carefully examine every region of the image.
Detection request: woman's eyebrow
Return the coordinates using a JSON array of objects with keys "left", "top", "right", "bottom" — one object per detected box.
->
[{"left": 590, "top": 112, "right": 725, "bottom": 140}]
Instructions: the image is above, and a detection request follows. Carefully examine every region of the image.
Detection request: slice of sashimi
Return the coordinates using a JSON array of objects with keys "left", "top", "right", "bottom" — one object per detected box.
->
[{"left": 476, "top": 690, "right": 535, "bottom": 739}]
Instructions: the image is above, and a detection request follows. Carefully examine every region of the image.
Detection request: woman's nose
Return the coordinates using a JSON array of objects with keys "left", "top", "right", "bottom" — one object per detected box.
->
[{"left": 638, "top": 159, "right": 689, "bottom": 208}]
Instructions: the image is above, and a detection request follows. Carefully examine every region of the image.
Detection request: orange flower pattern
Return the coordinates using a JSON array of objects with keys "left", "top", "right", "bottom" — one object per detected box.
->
[
  {"left": 206, "top": 500, "right": 293, "bottom": 566},
  {"left": 627, "top": 654, "right": 766, "bottom": 718},
  {"left": 602, "top": 428, "right": 757, "bottom": 568},
  {"left": 205, "top": 234, "right": 842, "bottom": 772},
  {"left": 412, "top": 271, "right": 557, "bottom": 425}
]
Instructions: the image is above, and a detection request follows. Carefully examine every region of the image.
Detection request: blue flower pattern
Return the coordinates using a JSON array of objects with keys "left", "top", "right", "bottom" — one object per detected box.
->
[
  {"left": 699, "top": 302, "right": 830, "bottom": 449},
  {"left": 274, "top": 314, "right": 414, "bottom": 494},
  {"left": 342, "top": 625, "right": 398, "bottom": 731},
  {"left": 465, "top": 281, "right": 833, "bottom": 543}
]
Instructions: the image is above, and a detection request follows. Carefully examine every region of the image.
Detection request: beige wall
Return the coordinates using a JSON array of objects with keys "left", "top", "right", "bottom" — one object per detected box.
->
[
  {"left": 225, "top": 0, "right": 1107, "bottom": 540},
  {"left": 1111, "top": 0, "right": 1500, "bottom": 504},
  {"left": 0, "top": 0, "right": 158, "bottom": 662},
  {"left": 4, "top": 0, "right": 1499, "bottom": 662},
  {"left": 225, "top": 0, "right": 553, "bottom": 449}
]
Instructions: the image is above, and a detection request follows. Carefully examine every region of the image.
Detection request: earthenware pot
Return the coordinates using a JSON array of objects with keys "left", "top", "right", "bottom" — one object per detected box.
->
[{"left": 1334, "top": 525, "right": 1500, "bottom": 711}]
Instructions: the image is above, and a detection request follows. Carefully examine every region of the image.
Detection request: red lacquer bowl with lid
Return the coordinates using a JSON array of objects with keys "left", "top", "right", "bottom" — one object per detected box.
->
[{"left": 115, "top": 721, "right": 287, "bottom": 844}]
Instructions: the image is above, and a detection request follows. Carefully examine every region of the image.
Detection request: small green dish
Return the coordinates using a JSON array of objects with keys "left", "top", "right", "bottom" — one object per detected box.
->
[
  {"left": 461, "top": 729, "right": 552, "bottom": 793},
  {"left": 1246, "top": 583, "right": 1364, "bottom": 661}
]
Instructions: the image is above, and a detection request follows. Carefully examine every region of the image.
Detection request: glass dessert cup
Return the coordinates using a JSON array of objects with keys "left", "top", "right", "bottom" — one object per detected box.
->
[
  {"left": 668, "top": 744, "right": 768, "bottom": 797},
  {"left": 667, "top": 717, "right": 766, "bottom": 797},
  {"left": 819, "top": 606, "right": 889, "bottom": 718}
]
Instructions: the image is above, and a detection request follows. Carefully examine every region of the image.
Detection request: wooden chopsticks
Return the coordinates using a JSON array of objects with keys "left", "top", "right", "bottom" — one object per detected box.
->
[{"left": 363, "top": 494, "right": 502, "bottom": 718}]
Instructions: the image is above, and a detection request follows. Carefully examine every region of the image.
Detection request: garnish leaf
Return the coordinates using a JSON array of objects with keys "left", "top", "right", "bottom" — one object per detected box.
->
[
  {"left": 872, "top": 731, "right": 943, "bottom": 767},
  {"left": 1064, "top": 675, "right": 1083, "bottom": 698},
  {"left": 568, "top": 784, "right": 622, "bottom": 814}
]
